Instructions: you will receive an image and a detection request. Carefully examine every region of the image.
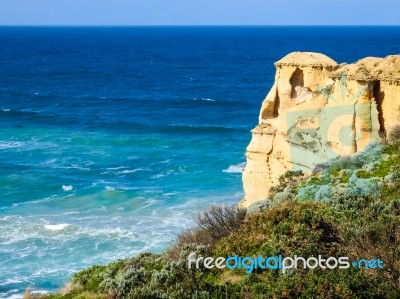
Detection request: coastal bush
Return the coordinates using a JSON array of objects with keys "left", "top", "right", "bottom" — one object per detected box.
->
[
  {"left": 64, "top": 245, "right": 217, "bottom": 299},
  {"left": 344, "top": 204, "right": 400, "bottom": 290},
  {"left": 166, "top": 204, "right": 246, "bottom": 260},
  {"left": 272, "top": 186, "right": 296, "bottom": 203},
  {"left": 269, "top": 170, "right": 304, "bottom": 197},
  {"left": 195, "top": 204, "right": 246, "bottom": 243},
  {"left": 312, "top": 162, "right": 329, "bottom": 174},
  {"left": 214, "top": 201, "right": 342, "bottom": 258},
  {"left": 383, "top": 140, "right": 400, "bottom": 155},
  {"left": 166, "top": 227, "right": 213, "bottom": 260},
  {"left": 326, "top": 144, "right": 382, "bottom": 174},
  {"left": 114, "top": 267, "right": 147, "bottom": 298},
  {"left": 246, "top": 200, "right": 272, "bottom": 214},
  {"left": 306, "top": 176, "right": 324, "bottom": 185},
  {"left": 389, "top": 124, "right": 400, "bottom": 141},
  {"left": 313, "top": 144, "right": 382, "bottom": 180},
  {"left": 71, "top": 265, "right": 109, "bottom": 293},
  {"left": 296, "top": 184, "right": 322, "bottom": 201},
  {"left": 34, "top": 291, "right": 105, "bottom": 299}
]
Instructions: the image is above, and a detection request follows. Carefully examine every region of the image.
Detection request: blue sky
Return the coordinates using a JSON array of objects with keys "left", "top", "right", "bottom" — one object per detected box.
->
[{"left": 0, "top": 0, "right": 398, "bottom": 26}]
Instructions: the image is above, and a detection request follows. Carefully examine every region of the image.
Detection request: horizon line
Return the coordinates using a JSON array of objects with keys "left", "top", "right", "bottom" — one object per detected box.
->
[{"left": 1, "top": 24, "right": 400, "bottom": 27}]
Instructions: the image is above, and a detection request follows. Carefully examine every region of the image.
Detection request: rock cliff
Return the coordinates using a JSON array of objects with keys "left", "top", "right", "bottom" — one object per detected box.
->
[{"left": 241, "top": 52, "right": 400, "bottom": 207}]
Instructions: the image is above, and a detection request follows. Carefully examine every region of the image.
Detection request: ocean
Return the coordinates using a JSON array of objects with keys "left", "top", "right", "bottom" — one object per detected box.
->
[{"left": 0, "top": 26, "right": 400, "bottom": 298}]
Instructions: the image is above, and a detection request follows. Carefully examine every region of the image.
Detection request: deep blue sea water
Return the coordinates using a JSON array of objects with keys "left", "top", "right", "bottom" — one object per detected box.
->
[{"left": 0, "top": 26, "right": 400, "bottom": 298}]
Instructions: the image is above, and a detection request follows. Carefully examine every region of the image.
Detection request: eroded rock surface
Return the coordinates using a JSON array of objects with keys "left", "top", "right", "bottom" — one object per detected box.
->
[{"left": 241, "top": 52, "right": 400, "bottom": 207}]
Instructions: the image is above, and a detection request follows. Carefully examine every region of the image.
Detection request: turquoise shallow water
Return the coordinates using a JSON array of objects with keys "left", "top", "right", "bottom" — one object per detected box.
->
[
  {"left": 1, "top": 26, "right": 400, "bottom": 298},
  {"left": 0, "top": 124, "right": 247, "bottom": 297}
]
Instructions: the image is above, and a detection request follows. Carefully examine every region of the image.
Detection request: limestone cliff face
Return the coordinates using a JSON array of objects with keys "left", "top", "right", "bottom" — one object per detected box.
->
[{"left": 241, "top": 52, "right": 400, "bottom": 207}]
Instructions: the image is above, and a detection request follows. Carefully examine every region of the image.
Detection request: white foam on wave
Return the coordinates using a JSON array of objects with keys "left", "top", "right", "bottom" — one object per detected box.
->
[
  {"left": 64, "top": 211, "right": 80, "bottom": 215},
  {"left": 106, "top": 166, "right": 127, "bottom": 170},
  {"left": 193, "top": 97, "right": 216, "bottom": 102},
  {"left": 0, "top": 141, "right": 22, "bottom": 149},
  {"left": 60, "top": 165, "right": 91, "bottom": 171},
  {"left": 0, "top": 278, "right": 24, "bottom": 287},
  {"left": 62, "top": 185, "right": 73, "bottom": 191},
  {"left": 120, "top": 168, "right": 144, "bottom": 174},
  {"left": 0, "top": 193, "right": 243, "bottom": 294},
  {"left": 102, "top": 166, "right": 148, "bottom": 175},
  {"left": 151, "top": 167, "right": 187, "bottom": 179},
  {"left": 44, "top": 224, "right": 69, "bottom": 231},
  {"left": 1, "top": 108, "right": 11, "bottom": 112},
  {"left": 43, "top": 158, "right": 91, "bottom": 171},
  {"left": 5, "top": 196, "right": 54, "bottom": 210},
  {"left": 2, "top": 289, "right": 53, "bottom": 299},
  {"left": 151, "top": 173, "right": 164, "bottom": 179},
  {"left": 223, "top": 162, "right": 246, "bottom": 173},
  {"left": 0, "top": 140, "right": 58, "bottom": 153}
]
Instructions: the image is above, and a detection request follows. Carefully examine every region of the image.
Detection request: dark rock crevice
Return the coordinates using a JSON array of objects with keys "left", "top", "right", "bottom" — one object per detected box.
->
[
  {"left": 290, "top": 68, "right": 304, "bottom": 98},
  {"left": 372, "top": 80, "right": 387, "bottom": 141}
]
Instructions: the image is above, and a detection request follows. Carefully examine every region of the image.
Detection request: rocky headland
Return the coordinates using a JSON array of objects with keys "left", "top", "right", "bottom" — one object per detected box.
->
[{"left": 241, "top": 52, "right": 400, "bottom": 207}]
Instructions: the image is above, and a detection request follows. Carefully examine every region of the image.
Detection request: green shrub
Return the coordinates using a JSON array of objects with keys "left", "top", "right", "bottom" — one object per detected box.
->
[
  {"left": 71, "top": 265, "right": 108, "bottom": 292},
  {"left": 346, "top": 212, "right": 400, "bottom": 290},
  {"left": 273, "top": 186, "right": 296, "bottom": 203},
  {"left": 247, "top": 200, "right": 272, "bottom": 215},
  {"left": 389, "top": 124, "right": 400, "bottom": 141},
  {"left": 296, "top": 184, "right": 322, "bottom": 201},
  {"left": 167, "top": 204, "right": 246, "bottom": 260},
  {"left": 269, "top": 170, "right": 305, "bottom": 196},
  {"left": 382, "top": 141, "right": 400, "bottom": 155},
  {"left": 196, "top": 204, "right": 246, "bottom": 242}
]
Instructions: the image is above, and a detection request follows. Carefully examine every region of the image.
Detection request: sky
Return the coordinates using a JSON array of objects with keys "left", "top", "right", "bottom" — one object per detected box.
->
[{"left": 0, "top": 0, "right": 398, "bottom": 26}]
